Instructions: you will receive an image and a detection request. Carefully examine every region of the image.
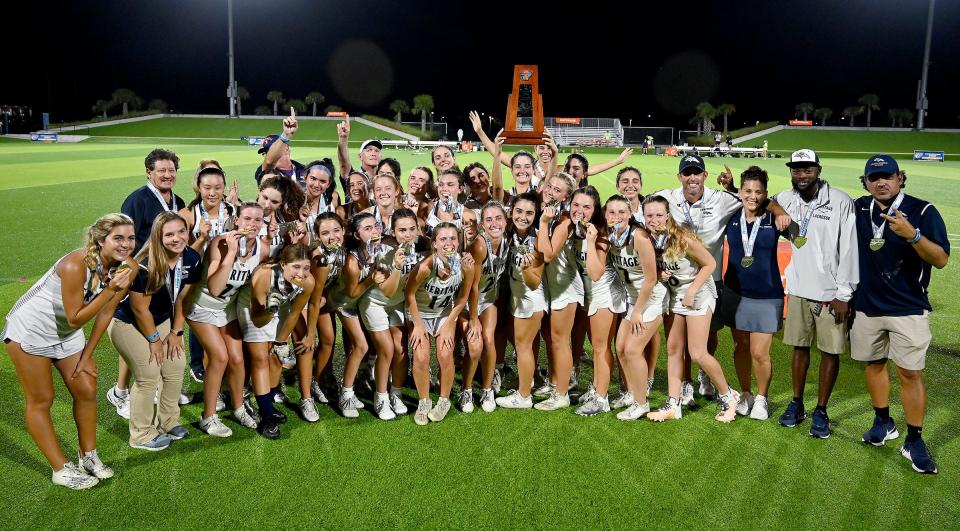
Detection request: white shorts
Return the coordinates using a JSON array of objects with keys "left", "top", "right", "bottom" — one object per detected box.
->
[
  {"left": 360, "top": 299, "right": 405, "bottom": 332},
  {"left": 408, "top": 312, "right": 453, "bottom": 337},
  {"left": 478, "top": 300, "right": 496, "bottom": 316},
  {"left": 186, "top": 302, "right": 236, "bottom": 328},
  {"left": 511, "top": 284, "right": 548, "bottom": 319},
  {"left": 237, "top": 305, "right": 289, "bottom": 343},
  {"left": 586, "top": 275, "right": 627, "bottom": 316},
  {"left": 668, "top": 281, "right": 717, "bottom": 317},
  {"left": 624, "top": 283, "right": 667, "bottom": 322},
  {"left": 3, "top": 315, "right": 85, "bottom": 360}
]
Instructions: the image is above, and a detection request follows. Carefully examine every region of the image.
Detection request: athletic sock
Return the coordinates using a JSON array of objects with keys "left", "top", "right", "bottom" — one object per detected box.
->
[
  {"left": 906, "top": 424, "right": 923, "bottom": 443},
  {"left": 874, "top": 406, "right": 890, "bottom": 420},
  {"left": 255, "top": 393, "right": 276, "bottom": 419},
  {"left": 116, "top": 385, "right": 129, "bottom": 398},
  {"left": 792, "top": 396, "right": 802, "bottom": 404},
  {"left": 390, "top": 386, "right": 403, "bottom": 396}
]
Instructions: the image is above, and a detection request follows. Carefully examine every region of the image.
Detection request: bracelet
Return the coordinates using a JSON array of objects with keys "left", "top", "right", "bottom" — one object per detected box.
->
[
  {"left": 278, "top": 134, "right": 290, "bottom": 144},
  {"left": 145, "top": 331, "right": 161, "bottom": 343},
  {"left": 909, "top": 228, "right": 922, "bottom": 244}
]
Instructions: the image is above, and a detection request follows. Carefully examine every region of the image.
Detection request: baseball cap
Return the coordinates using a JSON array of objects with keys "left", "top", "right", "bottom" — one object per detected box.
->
[
  {"left": 678, "top": 154, "right": 706, "bottom": 173},
  {"left": 257, "top": 134, "right": 280, "bottom": 155},
  {"left": 360, "top": 139, "right": 383, "bottom": 151},
  {"left": 864, "top": 154, "right": 899, "bottom": 177},
  {"left": 786, "top": 148, "right": 821, "bottom": 168}
]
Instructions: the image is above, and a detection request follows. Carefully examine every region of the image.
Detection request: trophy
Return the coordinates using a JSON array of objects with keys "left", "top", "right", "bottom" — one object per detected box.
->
[{"left": 502, "top": 65, "right": 544, "bottom": 145}]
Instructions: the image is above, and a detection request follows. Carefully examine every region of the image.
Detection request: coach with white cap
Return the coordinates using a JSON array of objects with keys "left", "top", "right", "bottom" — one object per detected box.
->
[
  {"left": 774, "top": 148, "right": 858, "bottom": 439},
  {"left": 336, "top": 118, "right": 382, "bottom": 191},
  {"left": 850, "top": 154, "right": 949, "bottom": 474}
]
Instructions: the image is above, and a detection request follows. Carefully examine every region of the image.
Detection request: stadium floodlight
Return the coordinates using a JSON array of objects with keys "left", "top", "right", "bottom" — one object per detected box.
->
[{"left": 916, "top": 0, "right": 934, "bottom": 130}]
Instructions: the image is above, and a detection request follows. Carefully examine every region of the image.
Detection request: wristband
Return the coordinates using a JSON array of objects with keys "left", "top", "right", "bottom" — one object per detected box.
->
[
  {"left": 145, "top": 331, "right": 161, "bottom": 343},
  {"left": 278, "top": 134, "right": 290, "bottom": 144},
  {"left": 909, "top": 228, "right": 922, "bottom": 244}
]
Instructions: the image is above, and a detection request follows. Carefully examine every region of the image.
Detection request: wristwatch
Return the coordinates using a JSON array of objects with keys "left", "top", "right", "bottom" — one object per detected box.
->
[{"left": 173, "top": 329, "right": 184, "bottom": 337}]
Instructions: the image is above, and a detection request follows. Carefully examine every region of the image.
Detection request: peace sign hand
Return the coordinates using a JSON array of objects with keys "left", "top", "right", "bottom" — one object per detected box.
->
[{"left": 880, "top": 209, "right": 916, "bottom": 239}]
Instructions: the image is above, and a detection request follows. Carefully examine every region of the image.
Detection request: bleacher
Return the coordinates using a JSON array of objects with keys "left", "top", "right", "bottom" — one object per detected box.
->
[{"left": 516, "top": 117, "right": 624, "bottom": 147}]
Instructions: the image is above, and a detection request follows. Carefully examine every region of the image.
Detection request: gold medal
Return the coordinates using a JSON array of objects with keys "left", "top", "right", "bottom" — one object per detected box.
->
[
  {"left": 740, "top": 256, "right": 754, "bottom": 268},
  {"left": 794, "top": 236, "right": 807, "bottom": 248},
  {"left": 869, "top": 238, "right": 885, "bottom": 251}
]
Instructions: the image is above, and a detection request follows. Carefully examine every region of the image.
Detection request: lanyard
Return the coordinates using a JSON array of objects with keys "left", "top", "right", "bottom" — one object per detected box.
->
[
  {"left": 740, "top": 210, "right": 762, "bottom": 258},
  {"left": 796, "top": 196, "right": 818, "bottom": 237},
  {"left": 609, "top": 223, "right": 631, "bottom": 247},
  {"left": 200, "top": 201, "right": 227, "bottom": 236},
  {"left": 869, "top": 191, "right": 905, "bottom": 240},
  {"left": 146, "top": 180, "right": 174, "bottom": 212},
  {"left": 167, "top": 256, "right": 183, "bottom": 304},
  {"left": 679, "top": 197, "right": 702, "bottom": 232},
  {"left": 652, "top": 232, "right": 667, "bottom": 250}
]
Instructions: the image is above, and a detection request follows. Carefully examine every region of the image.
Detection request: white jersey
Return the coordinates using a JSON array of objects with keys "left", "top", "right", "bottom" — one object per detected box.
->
[
  {"left": 414, "top": 255, "right": 464, "bottom": 319},
  {"left": 3, "top": 254, "right": 105, "bottom": 347},
  {"left": 236, "top": 264, "right": 303, "bottom": 319},
  {"left": 609, "top": 229, "right": 652, "bottom": 304},
  {"left": 192, "top": 202, "right": 234, "bottom": 252},
  {"left": 660, "top": 248, "right": 718, "bottom": 304},
  {"left": 576, "top": 238, "right": 626, "bottom": 315},
  {"left": 774, "top": 181, "right": 859, "bottom": 302},
  {"left": 544, "top": 222, "right": 584, "bottom": 310},
  {"left": 364, "top": 240, "right": 423, "bottom": 307},
  {"left": 192, "top": 240, "right": 261, "bottom": 312},
  {"left": 654, "top": 187, "right": 741, "bottom": 281},
  {"left": 259, "top": 216, "right": 286, "bottom": 259},
  {"left": 371, "top": 205, "right": 395, "bottom": 237},
  {"left": 477, "top": 235, "right": 510, "bottom": 308},
  {"left": 425, "top": 199, "right": 465, "bottom": 233},
  {"left": 304, "top": 195, "right": 333, "bottom": 231},
  {"left": 327, "top": 246, "right": 377, "bottom": 312},
  {"left": 508, "top": 231, "right": 548, "bottom": 318}
]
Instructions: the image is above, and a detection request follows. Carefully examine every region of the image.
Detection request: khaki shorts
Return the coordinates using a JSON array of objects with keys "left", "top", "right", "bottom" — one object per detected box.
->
[
  {"left": 851, "top": 311, "right": 931, "bottom": 371},
  {"left": 782, "top": 295, "right": 849, "bottom": 354}
]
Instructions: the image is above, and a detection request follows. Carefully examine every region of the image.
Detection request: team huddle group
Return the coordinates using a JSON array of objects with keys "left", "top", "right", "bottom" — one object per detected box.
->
[{"left": 3, "top": 111, "right": 950, "bottom": 490}]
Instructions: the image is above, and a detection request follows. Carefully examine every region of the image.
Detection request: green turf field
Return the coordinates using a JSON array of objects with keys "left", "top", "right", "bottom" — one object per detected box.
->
[
  {"left": 748, "top": 128, "right": 960, "bottom": 158},
  {"left": 1, "top": 131, "right": 958, "bottom": 528}
]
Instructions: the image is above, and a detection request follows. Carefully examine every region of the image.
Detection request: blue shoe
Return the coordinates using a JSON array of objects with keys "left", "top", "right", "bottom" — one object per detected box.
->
[
  {"left": 901, "top": 438, "right": 938, "bottom": 474},
  {"left": 166, "top": 425, "right": 189, "bottom": 440},
  {"left": 778, "top": 400, "right": 806, "bottom": 428},
  {"left": 131, "top": 434, "right": 173, "bottom": 452},
  {"left": 862, "top": 416, "right": 899, "bottom": 446},
  {"left": 809, "top": 409, "right": 831, "bottom": 439}
]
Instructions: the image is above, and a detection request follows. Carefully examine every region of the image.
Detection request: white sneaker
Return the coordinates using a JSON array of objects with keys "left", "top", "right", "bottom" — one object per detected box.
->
[
  {"left": 716, "top": 389, "right": 740, "bottom": 423},
  {"left": 648, "top": 397, "right": 683, "bottom": 422},
  {"left": 578, "top": 385, "right": 598, "bottom": 405},
  {"left": 215, "top": 393, "right": 226, "bottom": 412},
  {"left": 106, "top": 385, "right": 130, "bottom": 420},
  {"left": 480, "top": 389, "right": 496, "bottom": 413},
  {"left": 458, "top": 389, "right": 474, "bottom": 413},
  {"left": 199, "top": 414, "right": 233, "bottom": 437},
  {"left": 533, "top": 382, "right": 555, "bottom": 398},
  {"left": 52, "top": 462, "right": 98, "bottom": 490},
  {"left": 273, "top": 386, "right": 288, "bottom": 404},
  {"left": 495, "top": 390, "right": 533, "bottom": 409},
  {"left": 575, "top": 395, "right": 610, "bottom": 417},
  {"left": 390, "top": 389, "right": 408, "bottom": 415},
  {"left": 534, "top": 391, "right": 571, "bottom": 411},
  {"left": 179, "top": 392, "right": 192, "bottom": 406},
  {"left": 374, "top": 393, "right": 396, "bottom": 421},
  {"left": 311, "top": 379, "right": 329, "bottom": 404},
  {"left": 339, "top": 391, "right": 362, "bottom": 419},
  {"left": 736, "top": 391, "right": 755, "bottom": 416},
  {"left": 79, "top": 449, "right": 113, "bottom": 479},
  {"left": 232, "top": 405, "right": 258, "bottom": 429},
  {"left": 300, "top": 398, "right": 320, "bottom": 422},
  {"left": 492, "top": 368, "right": 503, "bottom": 394},
  {"left": 750, "top": 395, "right": 770, "bottom": 420},
  {"left": 428, "top": 397, "right": 452, "bottom": 422},
  {"left": 680, "top": 381, "right": 695, "bottom": 407},
  {"left": 610, "top": 390, "right": 635, "bottom": 409},
  {"left": 697, "top": 368, "right": 716, "bottom": 397},
  {"left": 617, "top": 401, "right": 651, "bottom": 421},
  {"left": 414, "top": 399, "right": 432, "bottom": 425}
]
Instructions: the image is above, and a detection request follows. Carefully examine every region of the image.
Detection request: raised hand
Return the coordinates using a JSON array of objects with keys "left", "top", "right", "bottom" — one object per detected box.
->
[{"left": 283, "top": 107, "right": 298, "bottom": 138}]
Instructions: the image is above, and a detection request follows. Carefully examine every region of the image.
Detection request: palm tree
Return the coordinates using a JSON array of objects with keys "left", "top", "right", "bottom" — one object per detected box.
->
[
  {"left": 843, "top": 106, "right": 864, "bottom": 127},
  {"left": 254, "top": 106, "right": 271, "bottom": 116},
  {"left": 147, "top": 99, "right": 169, "bottom": 113},
  {"left": 236, "top": 86, "right": 250, "bottom": 116},
  {"left": 814, "top": 107, "right": 833, "bottom": 126},
  {"left": 389, "top": 99, "right": 410, "bottom": 122},
  {"left": 91, "top": 99, "right": 112, "bottom": 119},
  {"left": 286, "top": 99, "right": 307, "bottom": 115},
  {"left": 412, "top": 94, "right": 435, "bottom": 132},
  {"left": 694, "top": 102, "right": 717, "bottom": 135},
  {"left": 858, "top": 94, "right": 880, "bottom": 127},
  {"left": 716, "top": 103, "right": 736, "bottom": 133},
  {"left": 111, "top": 88, "right": 139, "bottom": 115},
  {"left": 305, "top": 92, "right": 325, "bottom": 116},
  {"left": 795, "top": 102, "right": 814, "bottom": 121},
  {"left": 887, "top": 108, "right": 915, "bottom": 128},
  {"left": 266, "top": 91, "right": 284, "bottom": 115}
]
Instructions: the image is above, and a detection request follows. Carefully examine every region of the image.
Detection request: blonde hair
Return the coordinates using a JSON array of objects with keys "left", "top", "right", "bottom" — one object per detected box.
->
[
  {"left": 550, "top": 172, "right": 577, "bottom": 200},
  {"left": 641, "top": 195, "right": 699, "bottom": 262},
  {"left": 83, "top": 213, "right": 134, "bottom": 271},
  {"left": 135, "top": 212, "right": 188, "bottom": 295}
]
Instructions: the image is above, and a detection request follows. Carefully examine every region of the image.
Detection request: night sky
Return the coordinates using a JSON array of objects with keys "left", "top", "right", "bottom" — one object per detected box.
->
[{"left": 5, "top": 0, "right": 960, "bottom": 131}]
